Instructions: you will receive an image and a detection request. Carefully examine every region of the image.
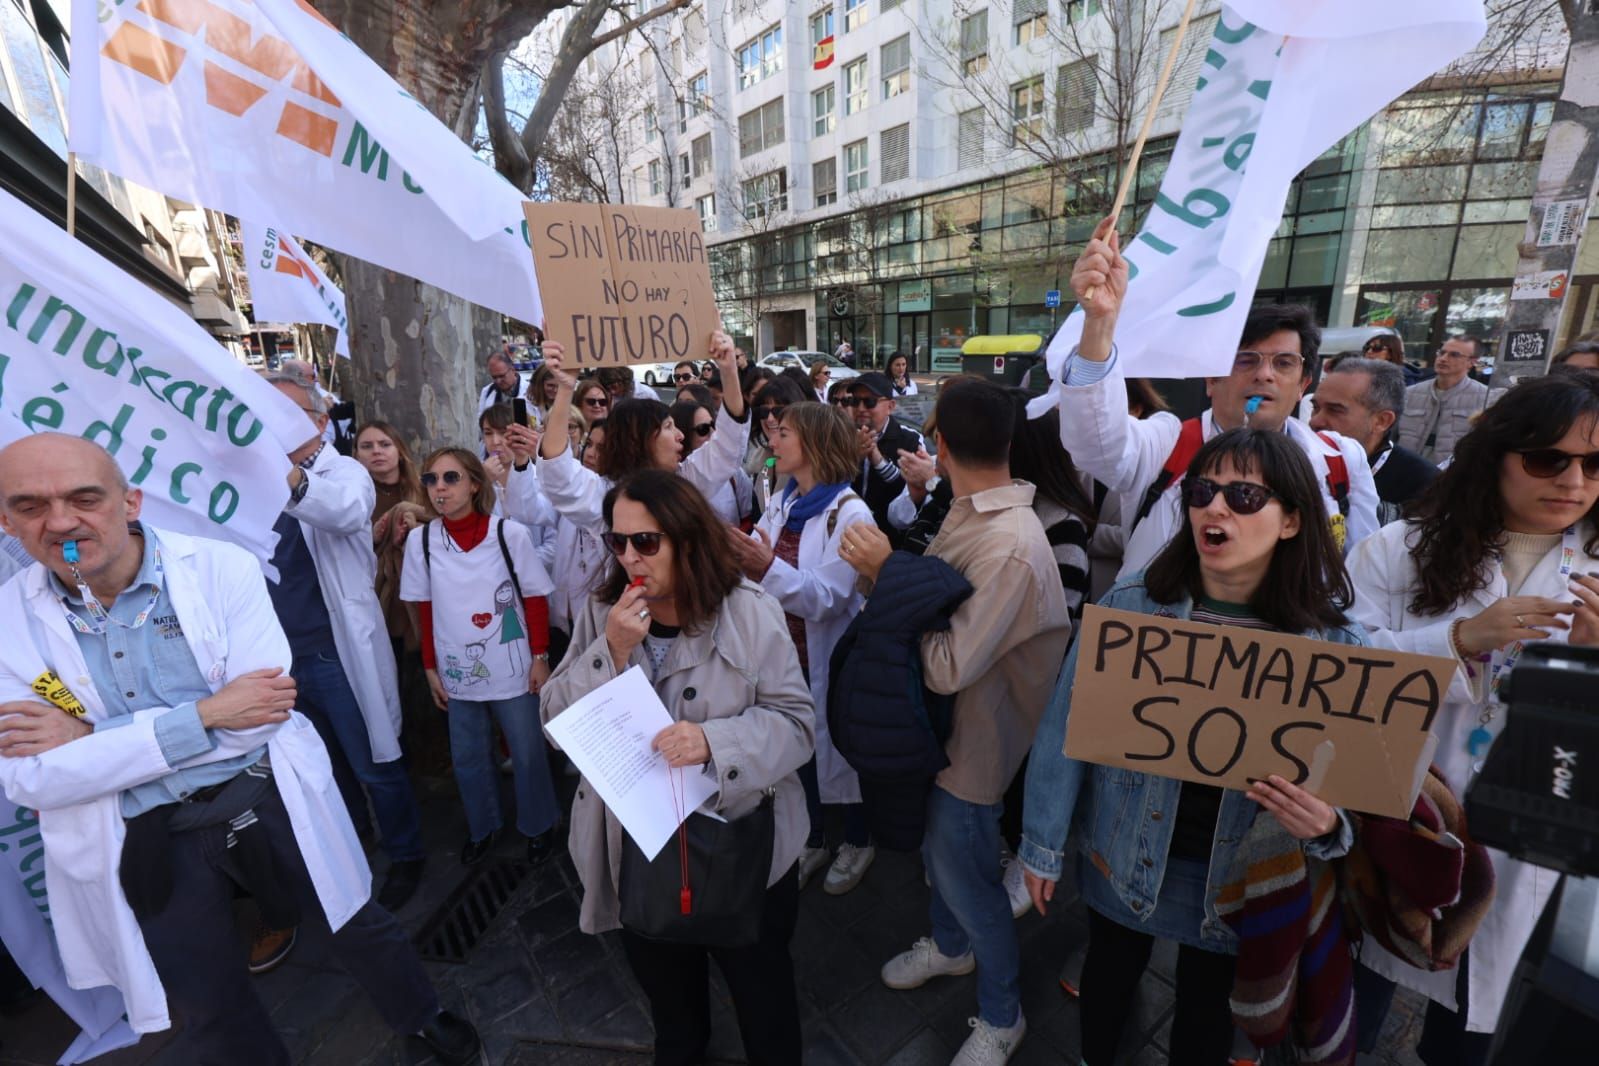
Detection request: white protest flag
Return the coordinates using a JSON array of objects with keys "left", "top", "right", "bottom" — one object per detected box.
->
[
  {"left": 243, "top": 220, "right": 350, "bottom": 358},
  {"left": 1041, "top": 1, "right": 1486, "bottom": 384},
  {"left": 0, "top": 184, "right": 312, "bottom": 562},
  {"left": 0, "top": 797, "right": 139, "bottom": 1065},
  {"left": 69, "top": 0, "right": 541, "bottom": 324}
]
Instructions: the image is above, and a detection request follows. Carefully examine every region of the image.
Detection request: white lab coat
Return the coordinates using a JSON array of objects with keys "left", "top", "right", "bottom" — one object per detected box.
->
[
  {"left": 0, "top": 528, "right": 369, "bottom": 1033},
  {"left": 1054, "top": 360, "right": 1378, "bottom": 576},
  {"left": 1347, "top": 520, "right": 1575, "bottom": 1032},
  {"left": 754, "top": 488, "right": 873, "bottom": 804},
  {"left": 286, "top": 447, "right": 403, "bottom": 762}
]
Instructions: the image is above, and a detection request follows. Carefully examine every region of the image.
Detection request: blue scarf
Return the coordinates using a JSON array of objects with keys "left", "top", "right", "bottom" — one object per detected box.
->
[{"left": 781, "top": 479, "right": 850, "bottom": 532}]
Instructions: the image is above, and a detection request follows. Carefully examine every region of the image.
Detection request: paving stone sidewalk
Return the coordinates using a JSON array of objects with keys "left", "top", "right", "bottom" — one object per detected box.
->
[{"left": 3, "top": 776, "right": 1428, "bottom": 1066}]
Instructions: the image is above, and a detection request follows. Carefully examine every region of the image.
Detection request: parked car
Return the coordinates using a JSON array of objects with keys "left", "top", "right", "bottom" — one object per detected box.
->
[
  {"left": 756, "top": 350, "right": 862, "bottom": 381},
  {"left": 630, "top": 362, "right": 682, "bottom": 387}
]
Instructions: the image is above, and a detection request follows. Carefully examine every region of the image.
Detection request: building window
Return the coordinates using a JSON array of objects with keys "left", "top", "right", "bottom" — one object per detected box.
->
[
  {"left": 810, "top": 7, "right": 833, "bottom": 45},
  {"left": 881, "top": 123, "right": 909, "bottom": 183},
  {"left": 736, "top": 23, "right": 783, "bottom": 91},
  {"left": 644, "top": 104, "right": 657, "bottom": 143},
  {"left": 1011, "top": 77, "right": 1045, "bottom": 146},
  {"left": 1065, "top": 0, "right": 1102, "bottom": 24},
  {"left": 845, "top": 138, "right": 869, "bottom": 193},
  {"left": 676, "top": 98, "right": 688, "bottom": 134},
  {"left": 844, "top": 0, "right": 868, "bottom": 33},
  {"left": 814, "top": 158, "right": 838, "bottom": 206},
  {"left": 882, "top": 0, "right": 904, "bottom": 10},
  {"left": 691, "top": 134, "right": 712, "bottom": 178},
  {"left": 844, "top": 57, "right": 868, "bottom": 115},
  {"left": 679, "top": 152, "right": 691, "bottom": 189},
  {"left": 648, "top": 159, "right": 663, "bottom": 196},
  {"left": 958, "top": 108, "right": 985, "bottom": 165},
  {"left": 688, "top": 70, "right": 709, "bottom": 113},
  {"left": 881, "top": 35, "right": 910, "bottom": 99},
  {"left": 813, "top": 84, "right": 836, "bottom": 136},
  {"left": 1014, "top": 0, "right": 1046, "bottom": 44},
  {"left": 697, "top": 193, "right": 716, "bottom": 232},
  {"left": 738, "top": 97, "right": 786, "bottom": 158},
  {"left": 630, "top": 167, "right": 643, "bottom": 202},
  {"left": 742, "top": 170, "right": 789, "bottom": 218},
  {"left": 960, "top": 10, "right": 988, "bottom": 77},
  {"left": 1057, "top": 57, "right": 1097, "bottom": 135}
]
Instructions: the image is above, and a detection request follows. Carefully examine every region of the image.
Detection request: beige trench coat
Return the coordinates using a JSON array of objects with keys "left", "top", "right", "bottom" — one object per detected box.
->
[{"left": 541, "top": 579, "right": 815, "bottom": 935}]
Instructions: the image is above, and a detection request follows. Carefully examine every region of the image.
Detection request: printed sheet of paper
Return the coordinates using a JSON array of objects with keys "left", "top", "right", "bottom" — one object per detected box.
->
[{"left": 544, "top": 666, "right": 717, "bottom": 859}]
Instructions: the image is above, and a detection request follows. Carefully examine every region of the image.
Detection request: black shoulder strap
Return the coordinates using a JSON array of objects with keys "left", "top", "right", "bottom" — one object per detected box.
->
[
  {"left": 495, "top": 518, "right": 525, "bottom": 603},
  {"left": 422, "top": 521, "right": 430, "bottom": 568}
]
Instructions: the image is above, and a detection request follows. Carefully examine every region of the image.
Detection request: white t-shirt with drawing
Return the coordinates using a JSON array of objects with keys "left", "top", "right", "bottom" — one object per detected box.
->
[{"left": 400, "top": 517, "right": 555, "bottom": 702}]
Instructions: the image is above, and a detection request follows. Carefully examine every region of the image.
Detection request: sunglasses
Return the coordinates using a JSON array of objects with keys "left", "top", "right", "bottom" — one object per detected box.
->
[
  {"left": 834, "top": 395, "right": 881, "bottom": 409},
  {"left": 1232, "top": 350, "right": 1305, "bottom": 376},
  {"left": 1518, "top": 449, "right": 1599, "bottom": 480},
  {"left": 674, "top": 372, "right": 696, "bottom": 382},
  {"left": 689, "top": 423, "right": 714, "bottom": 438},
  {"left": 755, "top": 403, "right": 788, "bottom": 421},
  {"left": 420, "top": 470, "right": 466, "bottom": 487},
  {"left": 606, "top": 531, "right": 665, "bottom": 556},
  {"left": 581, "top": 396, "right": 610, "bottom": 408},
  {"left": 1180, "top": 476, "right": 1285, "bottom": 515},
  {"left": 1362, "top": 341, "right": 1391, "bottom": 353}
]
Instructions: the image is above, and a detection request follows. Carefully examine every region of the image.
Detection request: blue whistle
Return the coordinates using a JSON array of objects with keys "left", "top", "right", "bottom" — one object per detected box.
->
[
  {"left": 1244, "top": 396, "right": 1264, "bottom": 418},
  {"left": 62, "top": 540, "right": 79, "bottom": 564}
]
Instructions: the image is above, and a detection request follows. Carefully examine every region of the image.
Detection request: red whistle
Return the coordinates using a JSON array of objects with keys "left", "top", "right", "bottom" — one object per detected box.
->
[
  {"left": 630, "top": 576, "right": 646, "bottom": 590},
  {"left": 680, "top": 887, "right": 693, "bottom": 915}
]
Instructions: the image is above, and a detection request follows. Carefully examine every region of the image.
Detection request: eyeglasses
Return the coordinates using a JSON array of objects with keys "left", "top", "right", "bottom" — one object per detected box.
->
[
  {"left": 1518, "top": 449, "right": 1599, "bottom": 480},
  {"left": 689, "top": 423, "right": 714, "bottom": 438},
  {"left": 755, "top": 404, "right": 788, "bottom": 421},
  {"left": 1362, "top": 341, "right": 1391, "bottom": 353},
  {"left": 582, "top": 396, "right": 610, "bottom": 408},
  {"left": 1180, "top": 476, "right": 1285, "bottom": 515},
  {"left": 1232, "top": 350, "right": 1305, "bottom": 376},
  {"left": 674, "top": 372, "right": 696, "bottom": 383},
  {"left": 420, "top": 470, "right": 465, "bottom": 487},
  {"left": 834, "top": 396, "right": 881, "bottom": 409},
  {"left": 605, "top": 531, "right": 665, "bottom": 556}
]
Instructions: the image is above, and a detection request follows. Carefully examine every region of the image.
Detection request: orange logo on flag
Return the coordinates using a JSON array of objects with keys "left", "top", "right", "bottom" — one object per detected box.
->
[{"left": 101, "top": 0, "right": 343, "bottom": 157}]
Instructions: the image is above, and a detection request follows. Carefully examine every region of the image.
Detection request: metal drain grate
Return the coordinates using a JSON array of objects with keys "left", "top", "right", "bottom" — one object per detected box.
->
[{"left": 414, "top": 859, "right": 530, "bottom": 963}]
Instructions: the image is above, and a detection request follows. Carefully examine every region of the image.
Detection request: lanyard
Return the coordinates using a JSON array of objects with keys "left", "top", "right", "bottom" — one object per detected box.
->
[
  {"left": 59, "top": 544, "right": 165, "bottom": 637},
  {"left": 1369, "top": 444, "right": 1393, "bottom": 477},
  {"left": 1467, "top": 526, "right": 1578, "bottom": 763}
]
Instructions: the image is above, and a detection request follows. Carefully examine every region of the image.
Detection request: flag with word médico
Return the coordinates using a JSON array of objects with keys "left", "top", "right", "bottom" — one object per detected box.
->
[
  {"left": 0, "top": 184, "right": 312, "bottom": 564},
  {"left": 242, "top": 220, "right": 350, "bottom": 358},
  {"left": 69, "top": 0, "right": 541, "bottom": 324},
  {"left": 1040, "top": 0, "right": 1486, "bottom": 385}
]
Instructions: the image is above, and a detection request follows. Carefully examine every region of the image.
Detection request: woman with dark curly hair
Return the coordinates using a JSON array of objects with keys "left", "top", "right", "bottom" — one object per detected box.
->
[{"left": 1346, "top": 371, "right": 1599, "bottom": 1065}]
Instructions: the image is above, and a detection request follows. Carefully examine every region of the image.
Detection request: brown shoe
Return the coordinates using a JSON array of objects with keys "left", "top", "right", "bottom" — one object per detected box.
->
[{"left": 248, "top": 924, "right": 297, "bottom": 975}]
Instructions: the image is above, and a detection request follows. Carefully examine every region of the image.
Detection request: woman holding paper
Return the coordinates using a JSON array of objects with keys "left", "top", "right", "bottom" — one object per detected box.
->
[
  {"left": 1344, "top": 372, "right": 1599, "bottom": 1065},
  {"left": 730, "top": 402, "right": 875, "bottom": 895},
  {"left": 1019, "top": 429, "right": 1364, "bottom": 1066},
  {"left": 541, "top": 469, "right": 814, "bottom": 1066}
]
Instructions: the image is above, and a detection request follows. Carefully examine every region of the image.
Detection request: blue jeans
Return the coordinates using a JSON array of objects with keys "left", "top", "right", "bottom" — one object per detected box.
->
[
  {"left": 923, "top": 785, "right": 1019, "bottom": 1028},
  {"left": 446, "top": 693, "right": 559, "bottom": 843},
  {"left": 292, "top": 651, "right": 425, "bottom": 864}
]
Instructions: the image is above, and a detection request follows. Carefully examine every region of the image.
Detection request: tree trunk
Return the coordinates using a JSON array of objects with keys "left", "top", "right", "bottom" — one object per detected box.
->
[
  {"left": 314, "top": 0, "right": 544, "bottom": 453},
  {"left": 1495, "top": 9, "right": 1599, "bottom": 389}
]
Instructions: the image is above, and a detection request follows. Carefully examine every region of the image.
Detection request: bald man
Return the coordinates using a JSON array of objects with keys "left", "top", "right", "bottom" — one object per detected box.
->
[{"left": 0, "top": 434, "right": 478, "bottom": 1064}]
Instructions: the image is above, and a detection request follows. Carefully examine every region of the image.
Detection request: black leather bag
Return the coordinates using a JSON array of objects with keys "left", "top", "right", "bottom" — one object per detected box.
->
[{"left": 619, "top": 796, "right": 774, "bottom": 948}]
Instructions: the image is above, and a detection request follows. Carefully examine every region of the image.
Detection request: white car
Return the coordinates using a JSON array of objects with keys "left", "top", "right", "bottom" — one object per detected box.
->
[
  {"left": 631, "top": 362, "right": 687, "bottom": 387},
  {"left": 756, "top": 351, "right": 862, "bottom": 381}
]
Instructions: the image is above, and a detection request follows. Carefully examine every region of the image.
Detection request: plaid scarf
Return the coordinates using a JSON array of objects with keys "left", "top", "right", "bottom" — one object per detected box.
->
[{"left": 1215, "top": 815, "right": 1355, "bottom": 1066}]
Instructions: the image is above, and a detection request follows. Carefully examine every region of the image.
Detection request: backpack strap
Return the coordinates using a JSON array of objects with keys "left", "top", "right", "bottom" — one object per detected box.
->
[
  {"left": 1130, "top": 418, "right": 1205, "bottom": 533},
  {"left": 495, "top": 518, "right": 525, "bottom": 603},
  {"left": 827, "top": 490, "right": 862, "bottom": 538},
  {"left": 1314, "top": 432, "right": 1351, "bottom": 517},
  {"left": 421, "top": 521, "right": 430, "bottom": 568}
]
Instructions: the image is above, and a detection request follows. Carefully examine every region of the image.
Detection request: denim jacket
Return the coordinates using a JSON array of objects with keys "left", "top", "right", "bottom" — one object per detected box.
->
[{"left": 1019, "top": 574, "right": 1363, "bottom": 948}]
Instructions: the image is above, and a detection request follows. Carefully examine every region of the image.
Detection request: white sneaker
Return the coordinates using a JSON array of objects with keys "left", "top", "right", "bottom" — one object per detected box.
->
[
  {"left": 950, "top": 1013, "right": 1026, "bottom": 1066},
  {"left": 823, "top": 843, "right": 876, "bottom": 895},
  {"left": 881, "top": 936, "right": 976, "bottom": 989},
  {"left": 797, "top": 845, "right": 830, "bottom": 889},
  {"left": 999, "top": 851, "right": 1031, "bottom": 919}
]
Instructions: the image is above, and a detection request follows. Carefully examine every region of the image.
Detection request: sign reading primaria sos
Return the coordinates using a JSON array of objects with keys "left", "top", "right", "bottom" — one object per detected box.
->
[{"left": 525, "top": 203, "right": 721, "bottom": 367}]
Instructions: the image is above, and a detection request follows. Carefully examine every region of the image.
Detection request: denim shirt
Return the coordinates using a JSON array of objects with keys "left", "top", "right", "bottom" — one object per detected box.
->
[
  {"left": 49, "top": 532, "right": 263, "bottom": 817},
  {"left": 1019, "top": 574, "right": 1362, "bottom": 947}
]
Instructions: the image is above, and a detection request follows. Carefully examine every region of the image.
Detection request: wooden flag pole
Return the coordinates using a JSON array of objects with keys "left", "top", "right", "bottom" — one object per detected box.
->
[
  {"left": 66, "top": 151, "right": 79, "bottom": 238},
  {"left": 1083, "top": 0, "right": 1201, "bottom": 301}
]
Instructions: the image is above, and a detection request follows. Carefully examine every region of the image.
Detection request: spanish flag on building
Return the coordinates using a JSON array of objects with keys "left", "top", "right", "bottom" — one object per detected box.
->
[{"left": 814, "top": 35, "right": 835, "bottom": 70}]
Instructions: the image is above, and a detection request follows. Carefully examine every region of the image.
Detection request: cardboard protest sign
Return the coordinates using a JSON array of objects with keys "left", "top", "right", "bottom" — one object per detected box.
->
[
  {"left": 1065, "top": 605, "right": 1452, "bottom": 818},
  {"left": 524, "top": 203, "right": 719, "bottom": 367}
]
